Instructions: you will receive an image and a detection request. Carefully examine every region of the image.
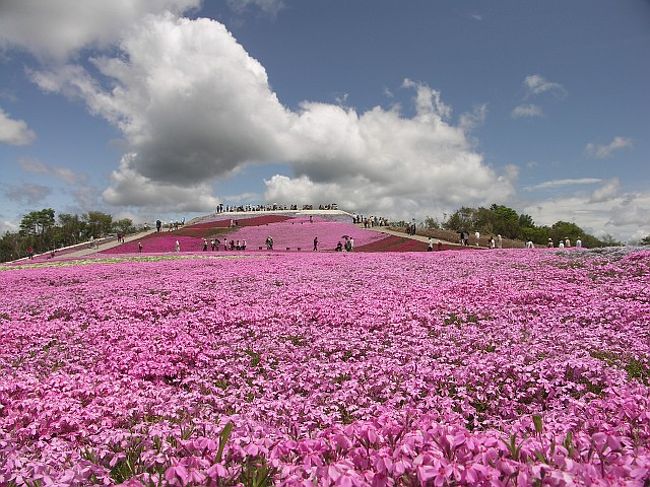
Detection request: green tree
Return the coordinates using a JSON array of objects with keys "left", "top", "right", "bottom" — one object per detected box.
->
[
  {"left": 424, "top": 216, "right": 441, "bottom": 229},
  {"left": 443, "top": 207, "right": 475, "bottom": 232},
  {"left": 18, "top": 208, "right": 56, "bottom": 253},
  {"left": 84, "top": 211, "right": 113, "bottom": 238},
  {"left": 113, "top": 218, "right": 135, "bottom": 235},
  {"left": 641, "top": 235, "right": 650, "bottom": 246},
  {"left": 489, "top": 204, "right": 520, "bottom": 239},
  {"left": 518, "top": 213, "right": 534, "bottom": 228},
  {"left": 57, "top": 213, "right": 86, "bottom": 246}
]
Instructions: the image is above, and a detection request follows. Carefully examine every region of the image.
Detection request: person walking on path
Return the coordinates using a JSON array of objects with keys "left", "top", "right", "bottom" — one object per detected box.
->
[
  {"left": 138, "top": 241, "right": 143, "bottom": 253},
  {"left": 576, "top": 236, "right": 582, "bottom": 248},
  {"left": 475, "top": 231, "right": 480, "bottom": 247},
  {"left": 156, "top": 220, "right": 161, "bottom": 233},
  {"left": 175, "top": 240, "right": 181, "bottom": 253},
  {"left": 203, "top": 238, "right": 208, "bottom": 251},
  {"left": 427, "top": 237, "right": 434, "bottom": 251},
  {"left": 497, "top": 234, "right": 503, "bottom": 249},
  {"left": 313, "top": 236, "right": 318, "bottom": 251}
]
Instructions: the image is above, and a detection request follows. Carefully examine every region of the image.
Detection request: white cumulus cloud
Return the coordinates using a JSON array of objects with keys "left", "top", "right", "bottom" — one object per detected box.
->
[
  {"left": 0, "top": 0, "right": 200, "bottom": 60},
  {"left": 523, "top": 74, "right": 566, "bottom": 98},
  {"left": 527, "top": 178, "right": 602, "bottom": 191},
  {"left": 511, "top": 104, "right": 543, "bottom": 119},
  {"left": 226, "top": 0, "right": 284, "bottom": 15},
  {"left": 585, "top": 136, "right": 633, "bottom": 159},
  {"left": 0, "top": 107, "right": 36, "bottom": 145},
  {"left": 524, "top": 184, "right": 650, "bottom": 241},
  {"left": 29, "top": 13, "right": 513, "bottom": 216},
  {"left": 19, "top": 157, "right": 83, "bottom": 184}
]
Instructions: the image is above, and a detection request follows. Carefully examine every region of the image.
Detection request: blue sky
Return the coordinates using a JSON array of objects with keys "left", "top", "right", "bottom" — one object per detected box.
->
[{"left": 0, "top": 0, "right": 648, "bottom": 239}]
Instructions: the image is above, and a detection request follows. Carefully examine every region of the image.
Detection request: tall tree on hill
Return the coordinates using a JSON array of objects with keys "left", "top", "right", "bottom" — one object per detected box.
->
[
  {"left": 57, "top": 213, "right": 86, "bottom": 246},
  {"left": 19, "top": 208, "right": 56, "bottom": 253},
  {"left": 489, "top": 204, "right": 521, "bottom": 239},
  {"left": 84, "top": 211, "right": 113, "bottom": 238},
  {"left": 443, "top": 207, "right": 475, "bottom": 232}
]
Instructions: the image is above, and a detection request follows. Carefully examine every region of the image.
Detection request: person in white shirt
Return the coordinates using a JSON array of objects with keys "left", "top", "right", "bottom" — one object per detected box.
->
[
  {"left": 497, "top": 234, "right": 502, "bottom": 249},
  {"left": 576, "top": 237, "right": 582, "bottom": 248},
  {"left": 475, "top": 231, "right": 480, "bottom": 246}
]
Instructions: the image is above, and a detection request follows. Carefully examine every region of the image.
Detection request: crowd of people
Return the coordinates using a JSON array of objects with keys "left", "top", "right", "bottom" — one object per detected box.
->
[
  {"left": 456, "top": 230, "right": 504, "bottom": 249},
  {"left": 353, "top": 215, "right": 390, "bottom": 228},
  {"left": 215, "top": 203, "right": 339, "bottom": 213}
]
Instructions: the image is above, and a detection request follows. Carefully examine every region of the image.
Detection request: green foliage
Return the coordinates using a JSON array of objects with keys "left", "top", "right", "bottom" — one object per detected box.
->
[
  {"left": 113, "top": 218, "right": 135, "bottom": 235},
  {"left": 441, "top": 204, "right": 606, "bottom": 248},
  {"left": 1, "top": 208, "right": 137, "bottom": 262},
  {"left": 641, "top": 235, "right": 650, "bottom": 246},
  {"left": 84, "top": 211, "right": 113, "bottom": 237},
  {"left": 423, "top": 216, "right": 441, "bottom": 229}
]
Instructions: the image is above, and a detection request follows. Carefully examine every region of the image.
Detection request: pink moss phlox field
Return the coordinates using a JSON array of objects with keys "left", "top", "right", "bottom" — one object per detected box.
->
[
  {"left": 1, "top": 249, "right": 649, "bottom": 485},
  {"left": 102, "top": 234, "right": 207, "bottom": 254},
  {"left": 224, "top": 217, "right": 385, "bottom": 250}
]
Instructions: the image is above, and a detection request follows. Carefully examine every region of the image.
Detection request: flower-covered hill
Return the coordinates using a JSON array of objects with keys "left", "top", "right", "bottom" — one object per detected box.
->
[
  {"left": 104, "top": 216, "right": 386, "bottom": 254},
  {"left": 223, "top": 216, "right": 385, "bottom": 250},
  {"left": 1, "top": 249, "right": 649, "bottom": 485}
]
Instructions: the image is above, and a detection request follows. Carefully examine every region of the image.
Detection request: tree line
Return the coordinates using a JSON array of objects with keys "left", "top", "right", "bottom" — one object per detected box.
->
[
  {"left": 0, "top": 209, "right": 137, "bottom": 262},
  {"left": 425, "top": 204, "right": 622, "bottom": 248}
]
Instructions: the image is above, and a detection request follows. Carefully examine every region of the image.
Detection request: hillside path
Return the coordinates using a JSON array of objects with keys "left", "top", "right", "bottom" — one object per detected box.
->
[
  {"left": 62, "top": 229, "right": 157, "bottom": 259},
  {"left": 357, "top": 225, "right": 462, "bottom": 247}
]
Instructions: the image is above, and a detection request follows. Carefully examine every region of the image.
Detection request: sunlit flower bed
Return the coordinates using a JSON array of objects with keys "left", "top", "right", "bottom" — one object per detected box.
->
[
  {"left": 1, "top": 249, "right": 649, "bottom": 485},
  {"left": 105, "top": 217, "right": 385, "bottom": 254},
  {"left": 224, "top": 217, "right": 385, "bottom": 251}
]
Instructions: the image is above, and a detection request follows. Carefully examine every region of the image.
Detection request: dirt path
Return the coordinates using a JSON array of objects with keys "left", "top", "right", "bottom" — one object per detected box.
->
[
  {"left": 357, "top": 225, "right": 463, "bottom": 247},
  {"left": 61, "top": 230, "right": 157, "bottom": 259}
]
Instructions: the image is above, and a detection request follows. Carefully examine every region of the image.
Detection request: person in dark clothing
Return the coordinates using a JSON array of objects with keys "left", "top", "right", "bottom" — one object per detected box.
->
[{"left": 313, "top": 236, "right": 318, "bottom": 251}]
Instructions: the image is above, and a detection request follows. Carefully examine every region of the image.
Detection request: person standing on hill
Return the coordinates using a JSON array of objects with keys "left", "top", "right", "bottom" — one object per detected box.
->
[
  {"left": 497, "top": 234, "right": 503, "bottom": 249},
  {"left": 475, "top": 231, "right": 480, "bottom": 246},
  {"left": 576, "top": 236, "right": 582, "bottom": 248},
  {"left": 427, "top": 237, "right": 434, "bottom": 251},
  {"left": 156, "top": 220, "right": 161, "bottom": 233},
  {"left": 138, "top": 241, "right": 143, "bottom": 253},
  {"left": 349, "top": 237, "right": 354, "bottom": 251},
  {"left": 175, "top": 240, "right": 180, "bottom": 253},
  {"left": 203, "top": 238, "right": 208, "bottom": 251}
]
